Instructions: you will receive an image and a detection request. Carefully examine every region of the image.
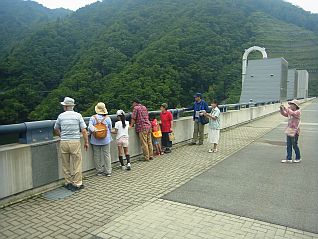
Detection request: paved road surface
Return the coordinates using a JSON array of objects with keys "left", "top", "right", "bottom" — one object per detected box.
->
[{"left": 163, "top": 100, "right": 318, "bottom": 234}]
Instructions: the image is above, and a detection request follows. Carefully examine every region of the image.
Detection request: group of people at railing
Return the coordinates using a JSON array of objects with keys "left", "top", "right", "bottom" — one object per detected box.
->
[{"left": 54, "top": 93, "right": 222, "bottom": 192}]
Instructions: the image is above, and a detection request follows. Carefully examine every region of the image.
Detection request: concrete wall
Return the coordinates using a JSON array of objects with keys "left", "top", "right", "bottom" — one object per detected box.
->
[
  {"left": 297, "top": 70, "right": 309, "bottom": 99},
  {"left": 0, "top": 100, "right": 311, "bottom": 202},
  {"left": 0, "top": 144, "right": 32, "bottom": 199},
  {"left": 240, "top": 58, "right": 288, "bottom": 103},
  {"left": 287, "top": 69, "right": 297, "bottom": 100}
]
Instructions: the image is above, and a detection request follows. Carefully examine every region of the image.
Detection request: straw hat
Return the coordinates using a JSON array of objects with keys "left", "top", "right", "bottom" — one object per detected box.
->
[
  {"left": 60, "top": 97, "right": 75, "bottom": 106},
  {"left": 288, "top": 99, "right": 300, "bottom": 109},
  {"left": 95, "top": 102, "right": 108, "bottom": 114}
]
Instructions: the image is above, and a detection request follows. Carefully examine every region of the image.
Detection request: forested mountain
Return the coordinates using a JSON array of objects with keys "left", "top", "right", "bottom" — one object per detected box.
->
[
  {"left": 0, "top": 0, "right": 317, "bottom": 124},
  {"left": 0, "top": 0, "right": 71, "bottom": 56}
]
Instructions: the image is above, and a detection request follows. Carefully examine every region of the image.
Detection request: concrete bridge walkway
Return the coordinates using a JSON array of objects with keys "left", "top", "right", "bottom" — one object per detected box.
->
[{"left": 0, "top": 100, "right": 317, "bottom": 239}]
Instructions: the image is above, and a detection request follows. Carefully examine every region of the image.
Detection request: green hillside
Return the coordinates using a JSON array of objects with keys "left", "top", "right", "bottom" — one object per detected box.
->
[
  {"left": 0, "top": 0, "right": 317, "bottom": 124},
  {"left": 0, "top": 0, "right": 71, "bottom": 56}
]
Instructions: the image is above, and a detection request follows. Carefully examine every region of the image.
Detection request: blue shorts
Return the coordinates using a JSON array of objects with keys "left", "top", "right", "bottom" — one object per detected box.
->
[{"left": 153, "top": 138, "right": 160, "bottom": 145}]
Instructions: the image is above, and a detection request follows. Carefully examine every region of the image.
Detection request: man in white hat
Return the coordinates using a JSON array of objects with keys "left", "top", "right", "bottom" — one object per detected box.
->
[{"left": 54, "top": 97, "right": 89, "bottom": 191}]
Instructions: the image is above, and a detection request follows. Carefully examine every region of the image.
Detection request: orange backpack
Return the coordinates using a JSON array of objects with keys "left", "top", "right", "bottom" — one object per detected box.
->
[{"left": 93, "top": 115, "right": 108, "bottom": 139}]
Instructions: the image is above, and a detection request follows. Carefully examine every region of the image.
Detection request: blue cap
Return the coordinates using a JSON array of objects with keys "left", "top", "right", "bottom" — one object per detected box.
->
[{"left": 194, "top": 93, "right": 202, "bottom": 98}]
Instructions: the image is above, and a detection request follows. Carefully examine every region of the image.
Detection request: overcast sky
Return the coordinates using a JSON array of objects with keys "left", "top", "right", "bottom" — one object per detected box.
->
[
  {"left": 34, "top": 0, "right": 101, "bottom": 11},
  {"left": 285, "top": 0, "right": 318, "bottom": 13},
  {"left": 33, "top": 0, "right": 318, "bottom": 13}
]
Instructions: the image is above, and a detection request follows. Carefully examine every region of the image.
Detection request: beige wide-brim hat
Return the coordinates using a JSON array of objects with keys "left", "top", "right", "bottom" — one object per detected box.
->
[
  {"left": 288, "top": 99, "right": 300, "bottom": 108},
  {"left": 60, "top": 97, "right": 75, "bottom": 106},
  {"left": 95, "top": 102, "right": 108, "bottom": 114}
]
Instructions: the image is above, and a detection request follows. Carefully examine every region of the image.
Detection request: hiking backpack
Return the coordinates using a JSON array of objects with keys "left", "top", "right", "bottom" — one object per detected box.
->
[{"left": 93, "top": 115, "right": 108, "bottom": 139}]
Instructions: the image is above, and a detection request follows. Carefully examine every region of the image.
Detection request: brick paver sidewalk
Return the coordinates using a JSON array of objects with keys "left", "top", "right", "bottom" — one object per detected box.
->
[
  {"left": 97, "top": 199, "right": 318, "bottom": 239},
  {"left": 1, "top": 107, "right": 317, "bottom": 239}
]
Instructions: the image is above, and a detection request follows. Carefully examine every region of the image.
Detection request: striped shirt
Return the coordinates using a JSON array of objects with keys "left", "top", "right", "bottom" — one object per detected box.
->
[
  {"left": 208, "top": 107, "right": 221, "bottom": 130},
  {"left": 54, "top": 111, "right": 87, "bottom": 140}
]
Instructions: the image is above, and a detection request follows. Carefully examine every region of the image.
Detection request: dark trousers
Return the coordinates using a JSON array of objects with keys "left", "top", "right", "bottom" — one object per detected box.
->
[
  {"left": 286, "top": 135, "right": 301, "bottom": 160},
  {"left": 162, "top": 132, "right": 172, "bottom": 148}
]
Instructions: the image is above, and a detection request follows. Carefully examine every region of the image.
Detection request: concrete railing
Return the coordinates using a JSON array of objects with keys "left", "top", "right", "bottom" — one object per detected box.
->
[
  {"left": 0, "top": 101, "right": 280, "bottom": 145},
  {"left": 0, "top": 98, "right": 314, "bottom": 205}
]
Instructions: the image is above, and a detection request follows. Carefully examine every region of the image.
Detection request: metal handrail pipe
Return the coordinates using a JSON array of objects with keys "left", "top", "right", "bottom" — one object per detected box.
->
[
  {"left": 0, "top": 123, "right": 27, "bottom": 134},
  {"left": 0, "top": 101, "right": 286, "bottom": 143}
]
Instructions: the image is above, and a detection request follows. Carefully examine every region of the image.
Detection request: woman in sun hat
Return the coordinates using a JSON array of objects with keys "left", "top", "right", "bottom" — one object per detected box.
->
[
  {"left": 88, "top": 102, "right": 113, "bottom": 176},
  {"left": 280, "top": 99, "right": 301, "bottom": 163}
]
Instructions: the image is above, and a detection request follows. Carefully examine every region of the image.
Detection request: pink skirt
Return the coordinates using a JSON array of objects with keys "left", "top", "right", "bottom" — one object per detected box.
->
[{"left": 116, "top": 136, "right": 129, "bottom": 147}]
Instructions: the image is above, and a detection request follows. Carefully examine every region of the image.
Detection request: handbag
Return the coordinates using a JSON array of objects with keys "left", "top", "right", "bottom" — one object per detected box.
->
[
  {"left": 284, "top": 127, "right": 297, "bottom": 137},
  {"left": 200, "top": 115, "right": 209, "bottom": 125},
  {"left": 197, "top": 101, "right": 209, "bottom": 125},
  {"left": 284, "top": 116, "right": 300, "bottom": 137},
  {"left": 168, "top": 132, "right": 175, "bottom": 141},
  {"left": 152, "top": 130, "right": 162, "bottom": 138}
]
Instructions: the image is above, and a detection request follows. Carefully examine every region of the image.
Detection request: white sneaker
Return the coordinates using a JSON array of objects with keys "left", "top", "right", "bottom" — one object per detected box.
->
[
  {"left": 281, "top": 159, "right": 287, "bottom": 163},
  {"left": 208, "top": 149, "right": 213, "bottom": 153},
  {"left": 214, "top": 149, "right": 218, "bottom": 153},
  {"left": 126, "top": 163, "right": 131, "bottom": 171},
  {"left": 294, "top": 159, "right": 302, "bottom": 163}
]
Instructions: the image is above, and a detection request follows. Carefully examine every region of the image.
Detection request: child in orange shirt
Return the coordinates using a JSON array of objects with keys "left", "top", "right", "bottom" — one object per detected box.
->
[{"left": 150, "top": 114, "right": 163, "bottom": 156}]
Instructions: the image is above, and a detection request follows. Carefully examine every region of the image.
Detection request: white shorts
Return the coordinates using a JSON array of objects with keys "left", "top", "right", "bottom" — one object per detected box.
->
[
  {"left": 116, "top": 136, "right": 129, "bottom": 147},
  {"left": 208, "top": 129, "right": 220, "bottom": 144}
]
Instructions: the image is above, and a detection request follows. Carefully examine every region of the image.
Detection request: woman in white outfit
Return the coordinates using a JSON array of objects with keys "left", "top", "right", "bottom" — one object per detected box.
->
[{"left": 204, "top": 100, "right": 221, "bottom": 153}]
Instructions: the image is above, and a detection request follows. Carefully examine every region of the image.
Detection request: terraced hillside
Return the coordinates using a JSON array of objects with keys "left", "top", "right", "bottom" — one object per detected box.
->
[{"left": 250, "top": 12, "right": 318, "bottom": 96}]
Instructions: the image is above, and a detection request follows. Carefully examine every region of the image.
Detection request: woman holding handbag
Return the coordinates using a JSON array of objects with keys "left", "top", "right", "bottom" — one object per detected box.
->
[
  {"left": 160, "top": 103, "right": 173, "bottom": 153},
  {"left": 280, "top": 99, "right": 301, "bottom": 163},
  {"left": 150, "top": 113, "right": 163, "bottom": 156},
  {"left": 204, "top": 100, "right": 221, "bottom": 153}
]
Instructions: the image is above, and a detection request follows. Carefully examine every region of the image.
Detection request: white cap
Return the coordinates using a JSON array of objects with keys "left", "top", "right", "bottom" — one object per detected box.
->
[{"left": 116, "top": 110, "right": 125, "bottom": 116}]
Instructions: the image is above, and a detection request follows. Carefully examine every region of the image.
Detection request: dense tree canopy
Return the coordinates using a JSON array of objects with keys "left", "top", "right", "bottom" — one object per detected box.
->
[
  {"left": 0, "top": 0, "right": 317, "bottom": 124},
  {"left": 0, "top": 0, "right": 71, "bottom": 57}
]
